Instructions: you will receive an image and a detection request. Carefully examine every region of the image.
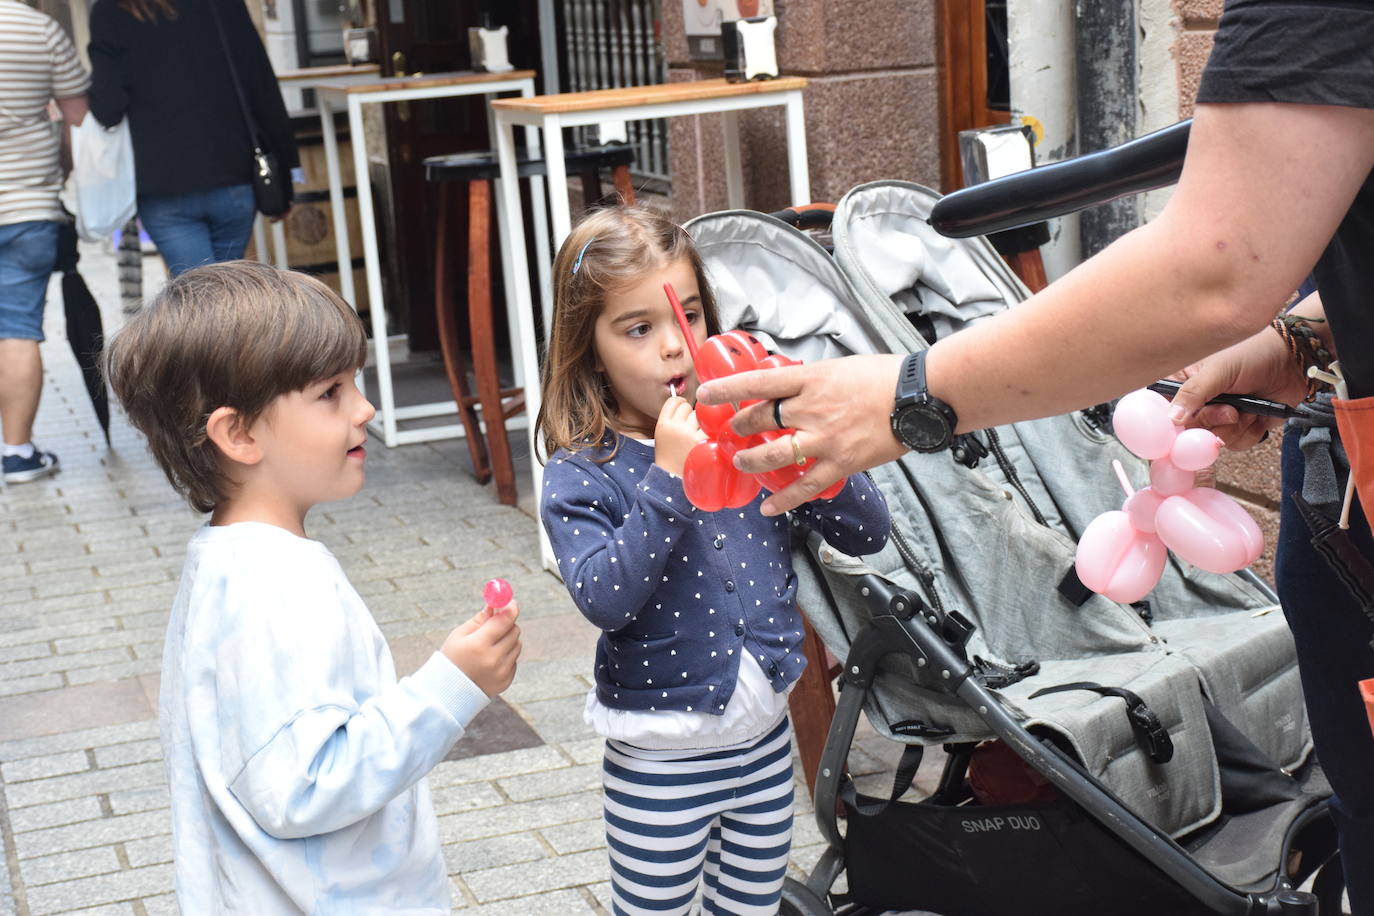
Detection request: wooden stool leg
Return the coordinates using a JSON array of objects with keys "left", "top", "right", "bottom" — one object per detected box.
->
[
  {"left": 611, "top": 164, "right": 636, "bottom": 205},
  {"left": 434, "top": 182, "right": 492, "bottom": 483},
  {"left": 1003, "top": 248, "right": 1049, "bottom": 293},
  {"left": 468, "top": 179, "right": 519, "bottom": 506},
  {"left": 788, "top": 609, "right": 838, "bottom": 797}
]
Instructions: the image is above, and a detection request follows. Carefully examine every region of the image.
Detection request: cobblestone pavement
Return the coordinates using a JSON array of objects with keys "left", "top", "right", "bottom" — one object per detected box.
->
[{"left": 0, "top": 243, "right": 915, "bottom": 915}]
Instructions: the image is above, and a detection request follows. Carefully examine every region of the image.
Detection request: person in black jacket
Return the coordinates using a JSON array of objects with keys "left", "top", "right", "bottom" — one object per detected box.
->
[{"left": 88, "top": 0, "right": 298, "bottom": 277}]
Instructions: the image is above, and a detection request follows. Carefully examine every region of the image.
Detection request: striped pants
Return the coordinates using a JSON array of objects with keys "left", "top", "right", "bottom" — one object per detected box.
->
[{"left": 601, "top": 717, "right": 795, "bottom": 915}]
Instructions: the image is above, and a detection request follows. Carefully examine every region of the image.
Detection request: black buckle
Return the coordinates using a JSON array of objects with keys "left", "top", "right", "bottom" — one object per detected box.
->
[{"left": 1127, "top": 700, "right": 1174, "bottom": 764}]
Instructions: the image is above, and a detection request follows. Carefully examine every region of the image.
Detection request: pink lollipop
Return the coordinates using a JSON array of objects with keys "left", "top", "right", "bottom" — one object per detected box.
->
[{"left": 482, "top": 578, "right": 514, "bottom": 613}]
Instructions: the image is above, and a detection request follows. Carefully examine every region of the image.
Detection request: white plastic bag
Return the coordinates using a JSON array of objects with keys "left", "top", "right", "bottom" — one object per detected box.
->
[{"left": 71, "top": 117, "right": 136, "bottom": 241}]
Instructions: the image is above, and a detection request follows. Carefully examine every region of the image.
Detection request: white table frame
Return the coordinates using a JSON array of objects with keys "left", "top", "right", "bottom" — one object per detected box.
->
[
  {"left": 492, "top": 82, "right": 810, "bottom": 569},
  {"left": 311, "top": 71, "right": 552, "bottom": 447}
]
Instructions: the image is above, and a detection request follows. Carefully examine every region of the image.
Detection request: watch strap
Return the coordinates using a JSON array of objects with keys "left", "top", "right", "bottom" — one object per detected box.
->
[{"left": 895, "top": 351, "right": 923, "bottom": 403}]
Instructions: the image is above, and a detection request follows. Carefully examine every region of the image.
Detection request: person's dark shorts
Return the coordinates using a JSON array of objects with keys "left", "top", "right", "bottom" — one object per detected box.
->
[{"left": 0, "top": 220, "right": 59, "bottom": 342}]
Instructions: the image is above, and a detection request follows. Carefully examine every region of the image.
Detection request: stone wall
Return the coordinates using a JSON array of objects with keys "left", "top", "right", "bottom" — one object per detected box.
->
[{"left": 660, "top": 0, "right": 942, "bottom": 223}]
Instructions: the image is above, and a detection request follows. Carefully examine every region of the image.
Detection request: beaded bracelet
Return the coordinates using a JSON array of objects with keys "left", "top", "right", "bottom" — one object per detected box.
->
[{"left": 1271, "top": 312, "right": 1334, "bottom": 400}]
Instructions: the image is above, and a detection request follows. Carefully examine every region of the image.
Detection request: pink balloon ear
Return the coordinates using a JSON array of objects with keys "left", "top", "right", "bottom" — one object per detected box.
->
[
  {"left": 1185, "top": 487, "right": 1264, "bottom": 566},
  {"left": 1149, "top": 456, "right": 1196, "bottom": 497},
  {"left": 1076, "top": 510, "right": 1167, "bottom": 603},
  {"left": 1123, "top": 487, "right": 1165, "bottom": 534},
  {"left": 1154, "top": 492, "right": 1251, "bottom": 574},
  {"left": 1113, "top": 389, "right": 1178, "bottom": 460},
  {"left": 1171, "top": 428, "right": 1224, "bottom": 471}
]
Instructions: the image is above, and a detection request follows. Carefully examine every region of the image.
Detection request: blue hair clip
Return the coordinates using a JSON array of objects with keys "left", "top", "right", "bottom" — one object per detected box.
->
[{"left": 571, "top": 237, "right": 598, "bottom": 275}]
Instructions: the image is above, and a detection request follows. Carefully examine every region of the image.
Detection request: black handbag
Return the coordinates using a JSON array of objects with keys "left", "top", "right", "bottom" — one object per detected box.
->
[{"left": 206, "top": 0, "right": 290, "bottom": 217}]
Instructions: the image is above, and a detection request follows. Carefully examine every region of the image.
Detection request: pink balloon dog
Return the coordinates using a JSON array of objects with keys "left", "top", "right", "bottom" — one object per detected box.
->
[{"left": 1075, "top": 388, "right": 1264, "bottom": 603}]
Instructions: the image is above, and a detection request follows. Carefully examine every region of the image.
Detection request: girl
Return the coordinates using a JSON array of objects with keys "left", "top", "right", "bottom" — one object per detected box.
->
[{"left": 537, "top": 206, "right": 890, "bottom": 915}]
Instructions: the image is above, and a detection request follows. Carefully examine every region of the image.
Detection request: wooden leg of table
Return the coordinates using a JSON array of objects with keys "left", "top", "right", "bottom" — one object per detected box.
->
[
  {"left": 469, "top": 179, "right": 519, "bottom": 506},
  {"left": 1004, "top": 248, "right": 1049, "bottom": 293},
  {"left": 434, "top": 183, "right": 491, "bottom": 484},
  {"left": 612, "top": 164, "right": 636, "bottom": 205},
  {"left": 788, "top": 609, "right": 838, "bottom": 797}
]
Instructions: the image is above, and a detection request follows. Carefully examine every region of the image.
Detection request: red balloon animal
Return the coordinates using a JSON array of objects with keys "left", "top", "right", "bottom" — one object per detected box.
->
[{"left": 665, "top": 283, "right": 844, "bottom": 512}]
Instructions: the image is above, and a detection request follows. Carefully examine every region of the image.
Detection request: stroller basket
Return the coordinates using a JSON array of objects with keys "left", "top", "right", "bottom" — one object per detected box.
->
[{"left": 790, "top": 576, "right": 1338, "bottom": 916}]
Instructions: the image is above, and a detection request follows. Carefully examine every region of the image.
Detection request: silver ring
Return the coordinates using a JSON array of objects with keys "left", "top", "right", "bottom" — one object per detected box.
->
[{"left": 772, "top": 398, "right": 786, "bottom": 430}]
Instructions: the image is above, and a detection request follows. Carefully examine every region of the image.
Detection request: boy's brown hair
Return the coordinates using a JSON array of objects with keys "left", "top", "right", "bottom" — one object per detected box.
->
[
  {"left": 105, "top": 261, "right": 368, "bottom": 513},
  {"left": 536, "top": 205, "right": 722, "bottom": 461}
]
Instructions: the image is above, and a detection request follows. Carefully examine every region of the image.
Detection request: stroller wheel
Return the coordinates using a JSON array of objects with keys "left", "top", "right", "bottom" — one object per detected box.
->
[
  {"left": 1312, "top": 856, "right": 1349, "bottom": 915},
  {"left": 780, "top": 877, "right": 832, "bottom": 916}
]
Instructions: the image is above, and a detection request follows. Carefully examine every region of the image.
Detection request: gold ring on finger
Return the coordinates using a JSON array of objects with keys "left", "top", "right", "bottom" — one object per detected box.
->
[{"left": 791, "top": 433, "right": 806, "bottom": 466}]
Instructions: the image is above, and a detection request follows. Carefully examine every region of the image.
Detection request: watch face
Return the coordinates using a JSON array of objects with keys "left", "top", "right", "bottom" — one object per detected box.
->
[{"left": 896, "top": 405, "right": 950, "bottom": 452}]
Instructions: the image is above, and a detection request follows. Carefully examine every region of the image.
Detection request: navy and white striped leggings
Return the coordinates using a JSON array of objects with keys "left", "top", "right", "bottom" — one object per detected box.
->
[{"left": 601, "top": 717, "right": 795, "bottom": 915}]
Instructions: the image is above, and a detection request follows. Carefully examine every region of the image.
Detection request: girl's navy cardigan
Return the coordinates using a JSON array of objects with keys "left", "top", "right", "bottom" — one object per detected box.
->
[{"left": 542, "top": 436, "right": 890, "bottom": 715}]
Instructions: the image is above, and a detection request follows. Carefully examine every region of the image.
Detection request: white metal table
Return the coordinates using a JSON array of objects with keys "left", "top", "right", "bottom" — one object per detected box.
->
[
  {"left": 311, "top": 69, "right": 549, "bottom": 447},
  {"left": 490, "top": 76, "right": 811, "bottom": 568}
]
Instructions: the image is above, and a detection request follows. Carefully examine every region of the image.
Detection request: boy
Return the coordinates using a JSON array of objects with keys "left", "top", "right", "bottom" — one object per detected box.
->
[{"left": 106, "top": 261, "right": 521, "bottom": 913}]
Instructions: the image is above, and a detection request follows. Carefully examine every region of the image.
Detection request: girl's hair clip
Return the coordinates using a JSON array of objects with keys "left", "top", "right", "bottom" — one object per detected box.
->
[{"left": 571, "top": 237, "right": 598, "bottom": 275}]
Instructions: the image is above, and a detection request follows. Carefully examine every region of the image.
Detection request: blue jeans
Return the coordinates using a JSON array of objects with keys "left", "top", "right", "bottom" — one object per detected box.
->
[
  {"left": 137, "top": 183, "right": 256, "bottom": 277},
  {"left": 0, "top": 220, "right": 59, "bottom": 341},
  {"left": 1277, "top": 430, "right": 1374, "bottom": 912}
]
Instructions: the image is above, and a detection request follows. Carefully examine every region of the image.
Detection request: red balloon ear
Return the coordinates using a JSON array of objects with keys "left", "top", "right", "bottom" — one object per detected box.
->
[
  {"left": 696, "top": 401, "right": 736, "bottom": 439},
  {"left": 758, "top": 353, "right": 798, "bottom": 370},
  {"left": 722, "top": 330, "right": 770, "bottom": 364},
  {"left": 683, "top": 441, "right": 733, "bottom": 512},
  {"left": 698, "top": 334, "right": 760, "bottom": 381}
]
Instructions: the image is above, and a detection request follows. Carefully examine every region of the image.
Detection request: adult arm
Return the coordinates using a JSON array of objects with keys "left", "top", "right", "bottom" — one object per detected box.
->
[
  {"left": 86, "top": 2, "right": 130, "bottom": 128},
  {"left": 701, "top": 101, "right": 1374, "bottom": 514}
]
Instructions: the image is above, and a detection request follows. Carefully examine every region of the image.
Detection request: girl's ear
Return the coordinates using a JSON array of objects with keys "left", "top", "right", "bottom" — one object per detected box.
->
[{"left": 205, "top": 406, "right": 264, "bottom": 467}]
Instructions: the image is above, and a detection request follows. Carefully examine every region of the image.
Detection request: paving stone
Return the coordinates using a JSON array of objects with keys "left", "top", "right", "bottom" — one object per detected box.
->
[
  {"left": 93, "top": 740, "right": 160, "bottom": 770},
  {"left": 0, "top": 672, "right": 64, "bottom": 697},
  {"left": 15, "top": 810, "right": 171, "bottom": 861},
  {"left": 52, "top": 626, "right": 162, "bottom": 657},
  {"left": 0, "top": 647, "right": 133, "bottom": 681},
  {"left": 139, "top": 893, "right": 178, "bottom": 916},
  {"left": 437, "top": 792, "right": 603, "bottom": 845},
  {"left": 497, "top": 764, "right": 601, "bottom": 803},
  {"left": 6, "top": 796, "right": 103, "bottom": 835},
  {"left": 24, "top": 863, "right": 174, "bottom": 916},
  {"left": 429, "top": 745, "right": 570, "bottom": 789},
  {"left": 540, "top": 818, "right": 605, "bottom": 855},
  {"left": 429, "top": 781, "right": 504, "bottom": 817},
  {"left": 122, "top": 834, "right": 173, "bottom": 868},
  {"left": 19, "top": 846, "right": 122, "bottom": 888},
  {"left": 0, "top": 642, "right": 52, "bottom": 664},
  {"left": 105, "top": 785, "right": 169, "bottom": 818},
  {"left": 561, "top": 738, "right": 605, "bottom": 767},
  {"left": 464, "top": 848, "right": 609, "bottom": 902},
  {"left": 462, "top": 888, "right": 598, "bottom": 915},
  {"left": 514, "top": 695, "right": 597, "bottom": 744},
  {"left": 64, "top": 659, "right": 159, "bottom": 687},
  {"left": 0, "top": 621, "right": 101, "bottom": 650},
  {"left": 0, "top": 720, "right": 158, "bottom": 763},
  {"left": 6, "top": 762, "right": 163, "bottom": 811},
  {"left": 1, "top": 750, "right": 91, "bottom": 784},
  {"left": 441, "top": 832, "right": 546, "bottom": 874},
  {"left": 45, "top": 903, "right": 138, "bottom": 916}
]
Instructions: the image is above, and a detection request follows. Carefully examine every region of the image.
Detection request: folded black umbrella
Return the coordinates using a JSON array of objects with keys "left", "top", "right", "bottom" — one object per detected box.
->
[{"left": 55, "top": 220, "right": 110, "bottom": 445}]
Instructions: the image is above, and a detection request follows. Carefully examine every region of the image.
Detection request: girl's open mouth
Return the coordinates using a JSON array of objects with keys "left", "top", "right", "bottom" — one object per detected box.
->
[
  {"left": 666, "top": 376, "right": 686, "bottom": 397},
  {"left": 347, "top": 445, "right": 366, "bottom": 459}
]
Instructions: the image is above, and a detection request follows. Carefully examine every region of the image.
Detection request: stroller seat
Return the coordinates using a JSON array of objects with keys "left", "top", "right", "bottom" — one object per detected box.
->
[{"left": 684, "top": 181, "right": 1340, "bottom": 915}]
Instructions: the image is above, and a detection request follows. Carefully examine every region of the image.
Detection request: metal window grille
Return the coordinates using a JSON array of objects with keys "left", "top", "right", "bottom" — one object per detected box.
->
[{"left": 560, "top": 0, "right": 670, "bottom": 183}]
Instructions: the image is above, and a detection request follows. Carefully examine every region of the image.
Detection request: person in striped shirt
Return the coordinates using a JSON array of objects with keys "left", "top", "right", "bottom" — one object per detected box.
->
[{"left": 0, "top": 0, "right": 89, "bottom": 484}]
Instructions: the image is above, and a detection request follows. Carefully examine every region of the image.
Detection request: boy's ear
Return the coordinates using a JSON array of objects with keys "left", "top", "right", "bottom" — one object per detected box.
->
[{"left": 205, "top": 406, "right": 263, "bottom": 466}]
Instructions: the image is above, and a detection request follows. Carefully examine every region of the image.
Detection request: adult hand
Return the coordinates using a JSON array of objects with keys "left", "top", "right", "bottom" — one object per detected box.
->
[
  {"left": 1167, "top": 325, "right": 1306, "bottom": 450},
  {"left": 653, "top": 396, "right": 702, "bottom": 477},
  {"left": 696, "top": 354, "right": 907, "bottom": 515}
]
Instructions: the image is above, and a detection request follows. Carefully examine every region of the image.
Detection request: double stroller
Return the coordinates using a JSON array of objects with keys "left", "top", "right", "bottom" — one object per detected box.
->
[{"left": 683, "top": 155, "right": 1344, "bottom": 914}]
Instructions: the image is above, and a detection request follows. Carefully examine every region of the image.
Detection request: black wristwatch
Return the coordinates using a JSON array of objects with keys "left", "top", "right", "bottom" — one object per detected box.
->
[{"left": 890, "top": 351, "right": 959, "bottom": 453}]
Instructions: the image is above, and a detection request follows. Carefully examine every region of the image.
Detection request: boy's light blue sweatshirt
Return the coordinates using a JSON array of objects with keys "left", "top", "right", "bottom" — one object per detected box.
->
[{"left": 160, "top": 522, "right": 489, "bottom": 913}]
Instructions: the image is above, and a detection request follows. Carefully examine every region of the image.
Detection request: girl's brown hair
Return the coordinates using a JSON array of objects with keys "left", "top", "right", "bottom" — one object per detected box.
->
[
  {"left": 105, "top": 261, "right": 368, "bottom": 513},
  {"left": 536, "top": 205, "right": 722, "bottom": 462},
  {"left": 117, "top": 0, "right": 177, "bottom": 23}
]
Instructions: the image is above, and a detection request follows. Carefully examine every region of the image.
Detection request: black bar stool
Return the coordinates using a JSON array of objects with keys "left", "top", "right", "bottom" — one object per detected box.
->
[{"left": 425, "top": 144, "right": 636, "bottom": 505}]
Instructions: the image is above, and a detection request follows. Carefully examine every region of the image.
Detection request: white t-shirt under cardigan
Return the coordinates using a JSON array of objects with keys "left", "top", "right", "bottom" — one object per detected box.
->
[{"left": 160, "top": 522, "right": 489, "bottom": 914}]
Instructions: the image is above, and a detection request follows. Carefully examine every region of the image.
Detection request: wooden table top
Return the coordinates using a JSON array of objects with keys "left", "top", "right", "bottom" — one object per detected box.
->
[
  {"left": 490, "top": 77, "right": 807, "bottom": 115},
  {"left": 311, "top": 69, "right": 537, "bottom": 94},
  {"left": 275, "top": 64, "right": 379, "bottom": 82}
]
